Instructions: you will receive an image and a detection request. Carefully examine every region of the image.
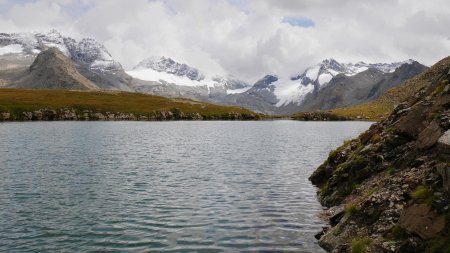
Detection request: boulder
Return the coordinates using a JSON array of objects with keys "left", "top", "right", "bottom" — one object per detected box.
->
[
  {"left": 22, "top": 112, "right": 33, "bottom": 120},
  {"left": 437, "top": 130, "right": 450, "bottom": 160},
  {"left": 329, "top": 205, "right": 345, "bottom": 226},
  {"left": 1, "top": 112, "right": 10, "bottom": 120},
  {"left": 32, "top": 110, "right": 43, "bottom": 120},
  {"left": 417, "top": 121, "right": 444, "bottom": 149},
  {"left": 398, "top": 204, "right": 445, "bottom": 240},
  {"left": 92, "top": 112, "right": 106, "bottom": 120},
  {"left": 436, "top": 163, "right": 450, "bottom": 192}
]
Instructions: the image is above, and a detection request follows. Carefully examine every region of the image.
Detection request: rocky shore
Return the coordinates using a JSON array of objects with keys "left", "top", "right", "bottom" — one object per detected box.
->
[
  {"left": 310, "top": 57, "right": 450, "bottom": 252},
  {"left": 0, "top": 107, "right": 259, "bottom": 121},
  {"left": 291, "top": 111, "right": 353, "bottom": 121}
]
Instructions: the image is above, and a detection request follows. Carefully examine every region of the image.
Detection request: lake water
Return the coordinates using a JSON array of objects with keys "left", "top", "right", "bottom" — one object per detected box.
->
[{"left": 0, "top": 121, "right": 371, "bottom": 252}]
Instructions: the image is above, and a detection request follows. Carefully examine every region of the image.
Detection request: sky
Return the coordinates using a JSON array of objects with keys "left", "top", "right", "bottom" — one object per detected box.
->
[{"left": 0, "top": 0, "right": 449, "bottom": 83}]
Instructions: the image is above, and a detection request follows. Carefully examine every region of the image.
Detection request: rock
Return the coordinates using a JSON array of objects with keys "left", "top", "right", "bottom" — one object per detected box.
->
[
  {"left": 417, "top": 121, "right": 444, "bottom": 149},
  {"left": 444, "top": 84, "right": 450, "bottom": 94},
  {"left": 329, "top": 205, "right": 345, "bottom": 226},
  {"left": 436, "top": 163, "right": 450, "bottom": 192},
  {"left": 43, "top": 109, "right": 57, "bottom": 120},
  {"left": 398, "top": 204, "right": 445, "bottom": 240},
  {"left": 106, "top": 113, "right": 115, "bottom": 120},
  {"left": 1, "top": 112, "right": 10, "bottom": 120},
  {"left": 59, "top": 108, "right": 77, "bottom": 120},
  {"left": 437, "top": 130, "right": 450, "bottom": 160},
  {"left": 315, "top": 229, "right": 326, "bottom": 240},
  {"left": 22, "top": 111, "right": 33, "bottom": 120},
  {"left": 32, "top": 110, "right": 43, "bottom": 120},
  {"left": 394, "top": 105, "right": 427, "bottom": 139},
  {"left": 397, "top": 237, "right": 423, "bottom": 253},
  {"left": 92, "top": 112, "right": 106, "bottom": 120}
]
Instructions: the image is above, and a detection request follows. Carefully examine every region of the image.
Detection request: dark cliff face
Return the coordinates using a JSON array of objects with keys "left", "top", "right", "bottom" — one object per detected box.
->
[{"left": 310, "top": 56, "right": 450, "bottom": 253}]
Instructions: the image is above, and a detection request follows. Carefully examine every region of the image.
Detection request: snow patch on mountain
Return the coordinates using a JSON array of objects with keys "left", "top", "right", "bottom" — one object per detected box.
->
[
  {"left": 127, "top": 67, "right": 213, "bottom": 87},
  {"left": 227, "top": 86, "right": 252, "bottom": 94},
  {"left": 128, "top": 56, "right": 251, "bottom": 92},
  {"left": 272, "top": 78, "right": 315, "bottom": 106},
  {"left": 0, "top": 44, "right": 23, "bottom": 55},
  {"left": 133, "top": 56, "right": 203, "bottom": 81},
  {"left": 292, "top": 58, "right": 414, "bottom": 90}
]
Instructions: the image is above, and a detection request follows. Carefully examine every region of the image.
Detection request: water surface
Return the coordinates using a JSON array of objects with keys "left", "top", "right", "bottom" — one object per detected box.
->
[{"left": 0, "top": 121, "right": 371, "bottom": 252}]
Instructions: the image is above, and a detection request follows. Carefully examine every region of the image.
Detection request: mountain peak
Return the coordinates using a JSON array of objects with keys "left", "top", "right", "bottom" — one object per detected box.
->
[
  {"left": 253, "top": 75, "right": 278, "bottom": 89},
  {"left": 24, "top": 47, "right": 98, "bottom": 90},
  {"left": 132, "top": 56, "right": 203, "bottom": 81},
  {"left": 45, "top": 29, "right": 63, "bottom": 38}
]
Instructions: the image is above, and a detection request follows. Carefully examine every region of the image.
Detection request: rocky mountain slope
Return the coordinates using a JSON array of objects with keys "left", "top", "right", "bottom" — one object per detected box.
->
[
  {"left": 331, "top": 62, "right": 439, "bottom": 121},
  {"left": 300, "top": 61, "right": 427, "bottom": 111},
  {"left": 310, "top": 56, "right": 450, "bottom": 252},
  {"left": 0, "top": 30, "right": 132, "bottom": 91},
  {"left": 4, "top": 48, "right": 98, "bottom": 90}
]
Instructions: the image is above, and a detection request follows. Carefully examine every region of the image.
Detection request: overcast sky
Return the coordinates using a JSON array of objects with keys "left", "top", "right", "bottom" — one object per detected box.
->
[{"left": 0, "top": 0, "right": 449, "bottom": 83}]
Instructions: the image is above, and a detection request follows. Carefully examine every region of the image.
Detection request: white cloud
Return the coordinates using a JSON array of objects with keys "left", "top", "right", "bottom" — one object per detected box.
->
[{"left": 0, "top": 0, "right": 449, "bottom": 83}]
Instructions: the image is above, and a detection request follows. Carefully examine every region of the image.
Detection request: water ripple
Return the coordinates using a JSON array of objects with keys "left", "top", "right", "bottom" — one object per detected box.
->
[{"left": 0, "top": 121, "right": 371, "bottom": 252}]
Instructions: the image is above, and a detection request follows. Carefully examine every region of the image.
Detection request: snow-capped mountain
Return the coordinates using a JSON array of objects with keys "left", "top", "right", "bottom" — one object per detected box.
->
[
  {"left": 0, "top": 30, "right": 131, "bottom": 90},
  {"left": 0, "top": 30, "right": 428, "bottom": 115},
  {"left": 0, "top": 30, "right": 118, "bottom": 70},
  {"left": 291, "top": 58, "right": 414, "bottom": 87},
  {"left": 127, "top": 56, "right": 251, "bottom": 94},
  {"left": 248, "top": 58, "right": 418, "bottom": 108},
  {"left": 222, "top": 58, "right": 426, "bottom": 114},
  {"left": 132, "top": 56, "right": 203, "bottom": 81}
]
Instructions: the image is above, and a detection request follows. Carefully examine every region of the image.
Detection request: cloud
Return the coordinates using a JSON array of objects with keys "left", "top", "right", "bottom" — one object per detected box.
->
[{"left": 0, "top": 0, "right": 449, "bottom": 83}]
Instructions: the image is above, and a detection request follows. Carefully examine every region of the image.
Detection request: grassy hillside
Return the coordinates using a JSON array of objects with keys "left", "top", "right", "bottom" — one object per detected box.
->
[{"left": 0, "top": 88, "right": 260, "bottom": 120}]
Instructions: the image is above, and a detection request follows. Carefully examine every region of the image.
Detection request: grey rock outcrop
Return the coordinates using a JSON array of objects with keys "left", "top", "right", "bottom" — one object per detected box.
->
[{"left": 310, "top": 56, "right": 450, "bottom": 252}]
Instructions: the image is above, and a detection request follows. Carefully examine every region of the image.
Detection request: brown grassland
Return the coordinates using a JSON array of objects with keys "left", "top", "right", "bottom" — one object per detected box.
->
[{"left": 0, "top": 88, "right": 260, "bottom": 119}]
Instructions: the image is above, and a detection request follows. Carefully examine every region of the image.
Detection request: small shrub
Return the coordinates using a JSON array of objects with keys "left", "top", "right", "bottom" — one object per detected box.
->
[
  {"left": 345, "top": 203, "right": 361, "bottom": 217},
  {"left": 390, "top": 225, "right": 408, "bottom": 239},
  {"left": 387, "top": 167, "right": 396, "bottom": 175},
  {"left": 412, "top": 185, "right": 430, "bottom": 200},
  {"left": 351, "top": 237, "right": 373, "bottom": 253},
  {"left": 329, "top": 148, "right": 340, "bottom": 160},
  {"left": 371, "top": 134, "right": 382, "bottom": 143}
]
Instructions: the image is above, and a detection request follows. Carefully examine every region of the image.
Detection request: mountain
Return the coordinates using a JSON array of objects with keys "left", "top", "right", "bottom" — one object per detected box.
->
[
  {"left": 0, "top": 30, "right": 132, "bottom": 91},
  {"left": 4, "top": 47, "right": 98, "bottom": 90},
  {"left": 132, "top": 56, "right": 203, "bottom": 81},
  {"left": 290, "top": 58, "right": 409, "bottom": 90},
  {"left": 126, "top": 57, "right": 425, "bottom": 114},
  {"left": 0, "top": 30, "right": 428, "bottom": 115},
  {"left": 310, "top": 55, "right": 450, "bottom": 252},
  {"left": 330, "top": 62, "right": 439, "bottom": 121},
  {"left": 219, "top": 59, "right": 426, "bottom": 114},
  {"left": 299, "top": 61, "right": 427, "bottom": 111},
  {"left": 127, "top": 56, "right": 251, "bottom": 100}
]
